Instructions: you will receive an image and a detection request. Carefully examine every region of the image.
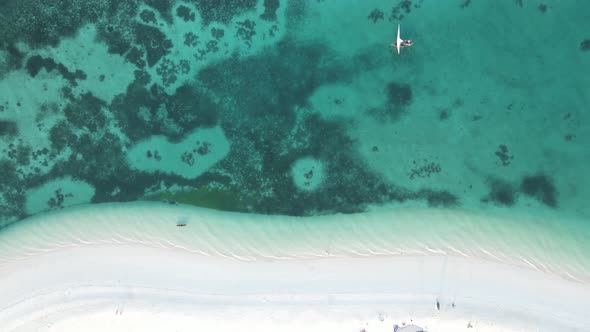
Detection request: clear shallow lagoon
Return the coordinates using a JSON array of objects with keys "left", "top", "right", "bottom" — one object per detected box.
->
[
  {"left": 2, "top": 3, "right": 590, "bottom": 330},
  {"left": 0, "top": 1, "right": 589, "bottom": 242}
]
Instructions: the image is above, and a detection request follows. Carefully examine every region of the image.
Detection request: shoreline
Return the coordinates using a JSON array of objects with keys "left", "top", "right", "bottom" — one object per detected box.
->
[
  {"left": 1, "top": 202, "right": 590, "bottom": 331},
  {"left": 1, "top": 202, "right": 588, "bottom": 282}
]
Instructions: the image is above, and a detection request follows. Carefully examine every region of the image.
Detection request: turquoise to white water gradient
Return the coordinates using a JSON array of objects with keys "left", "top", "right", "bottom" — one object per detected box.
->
[{"left": 0, "top": 1, "right": 589, "bottom": 282}]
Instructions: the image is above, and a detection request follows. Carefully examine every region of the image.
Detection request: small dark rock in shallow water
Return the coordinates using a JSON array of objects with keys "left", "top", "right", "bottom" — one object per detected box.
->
[
  {"left": 368, "top": 9, "right": 384, "bottom": 23},
  {"left": 460, "top": 0, "right": 471, "bottom": 8},
  {"left": 181, "top": 151, "right": 195, "bottom": 166},
  {"left": 197, "top": 142, "right": 211, "bottom": 155},
  {"left": 580, "top": 39, "right": 590, "bottom": 51},
  {"left": 154, "top": 151, "right": 162, "bottom": 161},
  {"left": 495, "top": 144, "right": 513, "bottom": 166},
  {"left": 538, "top": 4, "right": 547, "bottom": 12}
]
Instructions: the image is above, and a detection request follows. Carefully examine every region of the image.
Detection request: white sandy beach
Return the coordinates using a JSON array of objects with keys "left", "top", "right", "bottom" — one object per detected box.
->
[{"left": 1, "top": 203, "right": 589, "bottom": 331}]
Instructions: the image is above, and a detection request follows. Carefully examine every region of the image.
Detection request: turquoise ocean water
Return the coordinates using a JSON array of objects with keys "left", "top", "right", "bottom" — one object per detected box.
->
[{"left": 0, "top": 1, "right": 589, "bottom": 268}]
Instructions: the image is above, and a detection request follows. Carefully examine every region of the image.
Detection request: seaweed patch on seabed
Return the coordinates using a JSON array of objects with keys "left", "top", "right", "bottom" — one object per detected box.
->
[
  {"left": 482, "top": 178, "right": 517, "bottom": 207},
  {"left": 538, "top": 4, "right": 548, "bottom": 13},
  {"left": 176, "top": 5, "right": 196, "bottom": 22},
  {"left": 156, "top": 58, "right": 191, "bottom": 87},
  {"left": 495, "top": 144, "right": 514, "bottom": 166},
  {"left": 140, "top": 9, "right": 157, "bottom": 24},
  {"left": 26, "top": 55, "right": 87, "bottom": 86},
  {"left": 0, "top": 159, "right": 26, "bottom": 225},
  {"left": 520, "top": 174, "right": 558, "bottom": 208},
  {"left": 368, "top": 9, "right": 385, "bottom": 23},
  {"left": 0, "top": 44, "right": 25, "bottom": 76},
  {"left": 0, "top": 1, "right": 109, "bottom": 48},
  {"left": 418, "top": 189, "right": 459, "bottom": 208},
  {"left": 389, "top": 0, "right": 424, "bottom": 22},
  {"left": 260, "top": 0, "right": 280, "bottom": 21},
  {"left": 236, "top": 19, "right": 257, "bottom": 48},
  {"left": 0, "top": 120, "right": 18, "bottom": 136},
  {"left": 47, "top": 189, "right": 74, "bottom": 209},
  {"left": 42, "top": 91, "right": 147, "bottom": 201},
  {"left": 191, "top": 0, "right": 258, "bottom": 26},
  {"left": 133, "top": 23, "right": 173, "bottom": 68},
  {"left": 408, "top": 158, "right": 442, "bottom": 180},
  {"left": 367, "top": 82, "right": 413, "bottom": 121}
]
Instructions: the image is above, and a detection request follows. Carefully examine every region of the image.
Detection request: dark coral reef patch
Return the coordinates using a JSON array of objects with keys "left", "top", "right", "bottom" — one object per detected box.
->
[
  {"left": 260, "top": 0, "right": 280, "bottom": 21},
  {"left": 26, "top": 55, "right": 87, "bottom": 86},
  {"left": 520, "top": 174, "right": 557, "bottom": 208},
  {"left": 368, "top": 82, "right": 413, "bottom": 121},
  {"left": 482, "top": 178, "right": 517, "bottom": 206}
]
